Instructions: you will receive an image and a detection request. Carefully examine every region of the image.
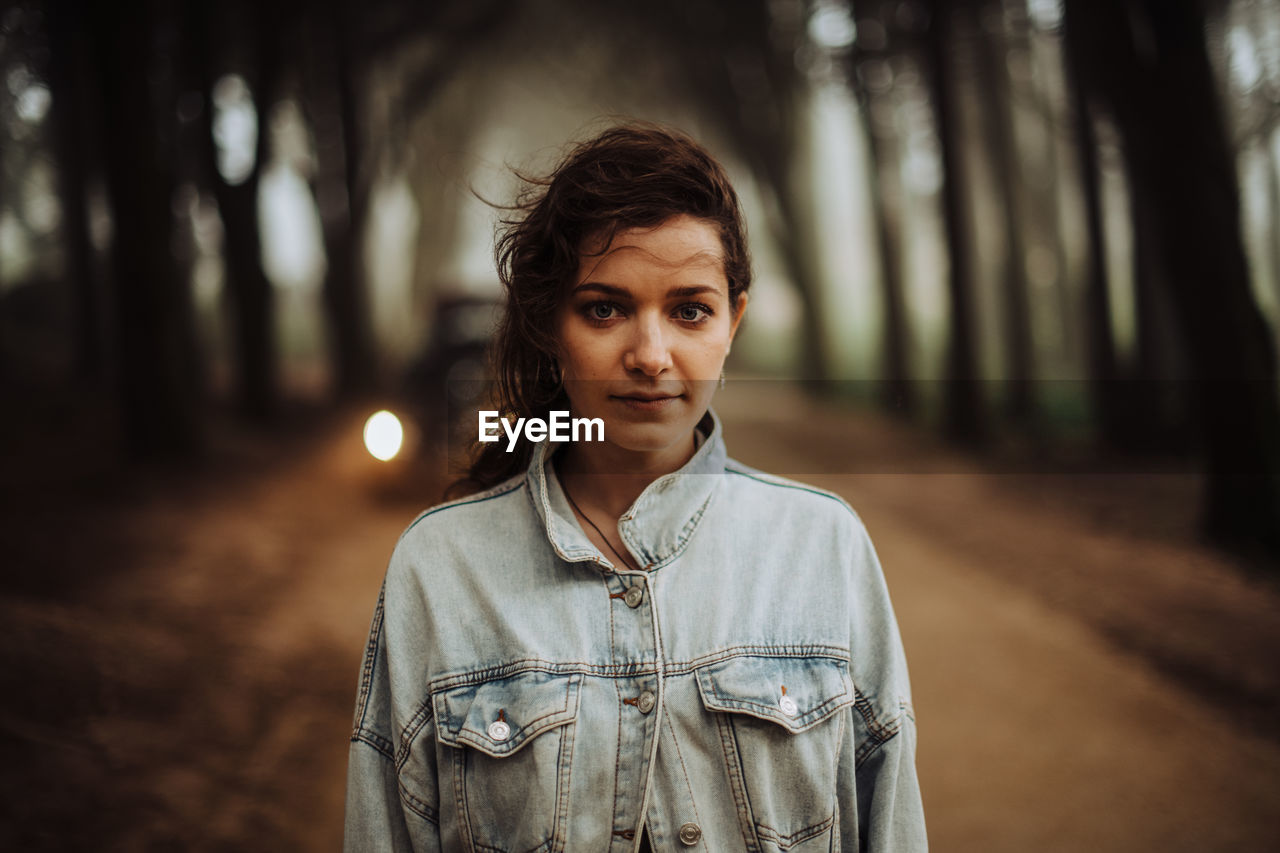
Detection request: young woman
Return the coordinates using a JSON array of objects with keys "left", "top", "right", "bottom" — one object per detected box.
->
[{"left": 344, "top": 124, "right": 926, "bottom": 852}]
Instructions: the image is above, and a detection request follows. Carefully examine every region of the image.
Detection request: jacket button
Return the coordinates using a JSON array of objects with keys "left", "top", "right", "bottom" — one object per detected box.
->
[
  {"left": 779, "top": 695, "right": 799, "bottom": 716},
  {"left": 486, "top": 720, "right": 511, "bottom": 742},
  {"left": 636, "top": 690, "right": 656, "bottom": 714},
  {"left": 678, "top": 822, "right": 701, "bottom": 845},
  {"left": 623, "top": 586, "right": 644, "bottom": 608}
]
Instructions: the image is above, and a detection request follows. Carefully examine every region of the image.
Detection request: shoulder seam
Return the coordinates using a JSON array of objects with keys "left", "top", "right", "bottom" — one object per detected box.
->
[
  {"left": 353, "top": 586, "right": 386, "bottom": 735},
  {"left": 399, "top": 476, "right": 526, "bottom": 540},
  {"left": 724, "top": 461, "right": 858, "bottom": 517}
]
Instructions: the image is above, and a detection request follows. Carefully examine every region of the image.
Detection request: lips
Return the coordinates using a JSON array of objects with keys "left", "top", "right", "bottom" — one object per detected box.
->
[
  {"left": 609, "top": 391, "right": 684, "bottom": 413},
  {"left": 612, "top": 392, "right": 682, "bottom": 402}
]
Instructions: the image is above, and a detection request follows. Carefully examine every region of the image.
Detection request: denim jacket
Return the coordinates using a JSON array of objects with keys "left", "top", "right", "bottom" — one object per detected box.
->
[{"left": 344, "top": 409, "right": 926, "bottom": 852}]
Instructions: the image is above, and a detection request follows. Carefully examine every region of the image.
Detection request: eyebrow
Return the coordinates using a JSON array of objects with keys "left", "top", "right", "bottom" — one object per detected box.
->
[{"left": 571, "top": 282, "right": 724, "bottom": 299}]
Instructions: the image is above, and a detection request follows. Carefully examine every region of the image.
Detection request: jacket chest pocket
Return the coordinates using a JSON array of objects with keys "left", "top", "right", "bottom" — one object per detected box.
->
[
  {"left": 696, "top": 656, "right": 855, "bottom": 852},
  {"left": 433, "top": 671, "right": 582, "bottom": 853}
]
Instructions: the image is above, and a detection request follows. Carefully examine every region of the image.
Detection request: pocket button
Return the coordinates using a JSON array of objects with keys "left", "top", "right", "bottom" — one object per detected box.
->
[
  {"left": 636, "top": 690, "right": 656, "bottom": 714},
  {"left": 678, "top": 822, "right": 701, "bottom": 845},
  {"left": 779, "top": 695, "right": 799, "bottom": 716},
  {"left": 486, "top": 720, "right": 511, "bottom": 742}
]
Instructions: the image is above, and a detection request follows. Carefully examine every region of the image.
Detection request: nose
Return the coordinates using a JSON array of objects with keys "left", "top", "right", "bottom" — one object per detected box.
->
[{"left": 624, "top": 314, "right": 673, "bottom": 376}]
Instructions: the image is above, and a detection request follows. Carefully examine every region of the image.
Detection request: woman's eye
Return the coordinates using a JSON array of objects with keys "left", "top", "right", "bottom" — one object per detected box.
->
[
  {"left": 677, "top": 303, "right": 712, "bottom": 323},
  {"left": 588, "top": 302, "right": 618, "bottom": 321}
]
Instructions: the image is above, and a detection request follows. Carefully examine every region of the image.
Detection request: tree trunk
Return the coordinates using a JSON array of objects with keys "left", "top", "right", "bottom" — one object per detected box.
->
[
  {"left": 1065, "top": 0, "right": 1280, "bottom": 553},
  {"left": 48, "top": 0, "right": 103, "bottom": 387},
  {"left": 93, "top": 0, "right": 203, "bottom": 457},
  {"left": 1128, "top": 163, "right": 1194, "bottom": 451},
  {"left": 1064, "top": 64, "right": 1126, "bottom": 451},
  {"left": 852, "top": 66, "right": 914, "bottom": 415},
  {"left": 1268, "top": 142, "right": 1280, "bottom": 326},
  {"left": 191, "top": 2, "right": 281, "bottom": 422},
  {"left": 923, "top": 0, "right": 985, "bottom": 445},
  {"left": 970, "top": 0, "right": 1035, "bottom": 426},
  {"left": 325, "top": 0, "right": 377, "bottom": 398},
  {"left": 768, "top": 164, "right": 835, "bottom": 384}
]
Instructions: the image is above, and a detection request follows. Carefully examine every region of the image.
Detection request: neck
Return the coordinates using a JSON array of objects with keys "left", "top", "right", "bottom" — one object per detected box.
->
[{"left": 555, "top": 431, "right": 697, "bottom": 520}]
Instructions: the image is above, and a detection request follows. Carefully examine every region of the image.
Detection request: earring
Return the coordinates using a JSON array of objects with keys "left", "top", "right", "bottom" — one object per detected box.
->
[
  {"left": 550, "top": 360, "right": 563, "bottom": 389},
  {"left": 719, "top": 369, "right": 726, "bottom": 390}
]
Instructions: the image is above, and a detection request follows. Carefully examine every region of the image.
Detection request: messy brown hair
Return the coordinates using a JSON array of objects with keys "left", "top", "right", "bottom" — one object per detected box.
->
[{"left": 449, "top": 122, "right": 752, "bottom": 496}]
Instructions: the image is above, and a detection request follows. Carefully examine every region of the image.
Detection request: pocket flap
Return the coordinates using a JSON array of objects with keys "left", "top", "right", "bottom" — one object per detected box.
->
[
  {"left": 433, "top": 671, "right": 582, "bottom": 758},
  {"left": 695, "top": 656, "right": 854, "bottom": 734}
]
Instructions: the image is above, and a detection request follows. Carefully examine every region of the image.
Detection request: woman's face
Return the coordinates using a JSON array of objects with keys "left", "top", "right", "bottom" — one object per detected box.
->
[{"left": 554, "top": 214, "right": 747, "bottom": 458}]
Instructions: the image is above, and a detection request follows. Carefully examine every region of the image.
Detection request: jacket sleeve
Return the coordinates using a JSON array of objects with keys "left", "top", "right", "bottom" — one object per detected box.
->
[
  {"left": 853, "top": 706, "right": 925, "bottom": 851},
  {"left": 838, "top": 511, "right": 928, "bottom": 852},
  {"left": 344, "top": 583, "right": 442, "bottom": 853}
]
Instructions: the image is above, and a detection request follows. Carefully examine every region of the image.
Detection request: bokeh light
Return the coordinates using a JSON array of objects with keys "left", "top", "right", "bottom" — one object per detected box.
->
[{"left": 363, "top": 411, "right": 404, "bottom": 461}]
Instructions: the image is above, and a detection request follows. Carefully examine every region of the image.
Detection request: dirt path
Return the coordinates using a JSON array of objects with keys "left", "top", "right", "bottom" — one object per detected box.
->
[
  {"left": 2, "top": 393, "right": 1278, "bottom": 850},
  {"left": 1, "top": 412, "right": 422, "bottom": 851},
  {"left": 719, "top": 387, "right": 1280, "bottom": 851}
]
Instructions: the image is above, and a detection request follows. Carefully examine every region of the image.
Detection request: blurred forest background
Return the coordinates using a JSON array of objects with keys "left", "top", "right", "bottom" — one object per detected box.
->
[
  {"left": 3, "top": 0, "right": 1280, "bottom": 850},
  {"left": 4, "top": 0, "right": 1280, "bottom": 548}
]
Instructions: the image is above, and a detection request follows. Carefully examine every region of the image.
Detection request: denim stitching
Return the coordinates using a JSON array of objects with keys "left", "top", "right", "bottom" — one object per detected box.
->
[
  {"left": 733, "top": 700, "right": 845, "bottom": 847},
  {"left": 605, "top": 574, "right": 618, "bottom": 668},
  {"left": 422, "top": 646, "right": 853, "bottom": 693},
  {"left": 855, "top": 724, "right": 904, "bottom": 769},
  {"left": 351, "top": 727, "right": 394, "bottom": 760},
  {"left": 676, "top": 644, "right": 851, "bottom": 673},
  {"left": 451, "top": 706, "right": 575, "bottom": 756},
  {"left": 353, "top": 586, "right": 386, "bottom": 736},
  {"left": 754, "top": 812, "right": 835, "bottom": 848},
  {"left": 462, "top": 726, "right": 570, "bottom": 853},
  {"left": 851, "top": 695, "right": 908, "bottom": 769},
  {"left": 452, "top": 747, "right": 474, "bottom": 852},
  {"left": 451, "top": 715, "right": 575, "bottom": 755},
  {"left": 399, "top": 782, "right": 440, "bottom": 825},
  {"left": 461, "top": 682, "right": 572, "bottom": 733},
  {"left": 715, "top": 712, "right": 763, "bottom": 853},
  {"left": 676, "top": 479, "right": 718, "bottom": 545},
  {"left": 441, "top": 675, "right": 580, "bottom": 755},
  {"left": 693, "top": 658, "right": 854, "bottom": 721},
  {"left": 723, "top": 463, "right": 857, "bottom": 518},
  {"left": 429, "top": 660, "right": 659, "bottom": 691},
  {"left": 532, "top": 447, "right": 614, "bottom": 570},
  {"left": 662, "top": 710, "right": 706, "bottom": 849},
  {"left": 604, "top": 572, "right": 632, "bottom": 848},
  {"left": 609, "top": 677, "right": 629, "bottom": 846},
  {"left": 397, "top": 696, "right": 436, "bottom": 771},
  {"left": 697, "top": 691, "right": 854, "bottom": 733},
  {"left": 401, "top": 477, "right": 525, "bottom": 540},
  {"left": 836, "top": 707, "right": 848, "bottom": 768},
  {"left": 850, "top": 688, "right": 900, "bottom": 743},
  {"left": 719, "top": 694, "right": 849, "bottom": 851},
  {"left": 636, "top": 490, "right": 715, "bottom": 571},
  {"left": 474, "top": 838, "right": 552, "bottom": 853},
  {"left": 552, "top": 707, "right": 576, "bottom": 853}
]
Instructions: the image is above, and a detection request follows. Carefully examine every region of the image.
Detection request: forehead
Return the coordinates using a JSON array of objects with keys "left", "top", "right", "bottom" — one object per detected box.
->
[{"left": 576, "top": 215, "right": 725, "bottom": 282}]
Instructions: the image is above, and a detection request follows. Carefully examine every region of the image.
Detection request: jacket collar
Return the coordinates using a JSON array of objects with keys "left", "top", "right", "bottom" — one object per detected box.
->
[{"left": 526, "top": 408, "right": 726, "bottom": 572}]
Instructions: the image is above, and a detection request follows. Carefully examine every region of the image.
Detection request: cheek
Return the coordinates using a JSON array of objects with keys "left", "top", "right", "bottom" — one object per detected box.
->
[
  {"left": 558, "top": 328, "right": 615, "bottom": 380},
  {"left": 684, "top": 329, "right": 733, "bottom": 367}
]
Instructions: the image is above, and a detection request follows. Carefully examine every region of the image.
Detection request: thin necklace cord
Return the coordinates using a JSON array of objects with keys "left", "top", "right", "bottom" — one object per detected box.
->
[{"left": 560, "top": 476, "right": 635, "bottom": 570}]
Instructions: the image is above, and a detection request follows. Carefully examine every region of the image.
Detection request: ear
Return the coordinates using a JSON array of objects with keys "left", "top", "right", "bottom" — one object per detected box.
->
[{"left": 728, "top": 291, "right": 749, "bottom": 347}]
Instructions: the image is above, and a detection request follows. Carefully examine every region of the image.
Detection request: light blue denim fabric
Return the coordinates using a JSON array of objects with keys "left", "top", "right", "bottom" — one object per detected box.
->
[{"left": 344, "top": 409, "right": 926, "bottom": 852}]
